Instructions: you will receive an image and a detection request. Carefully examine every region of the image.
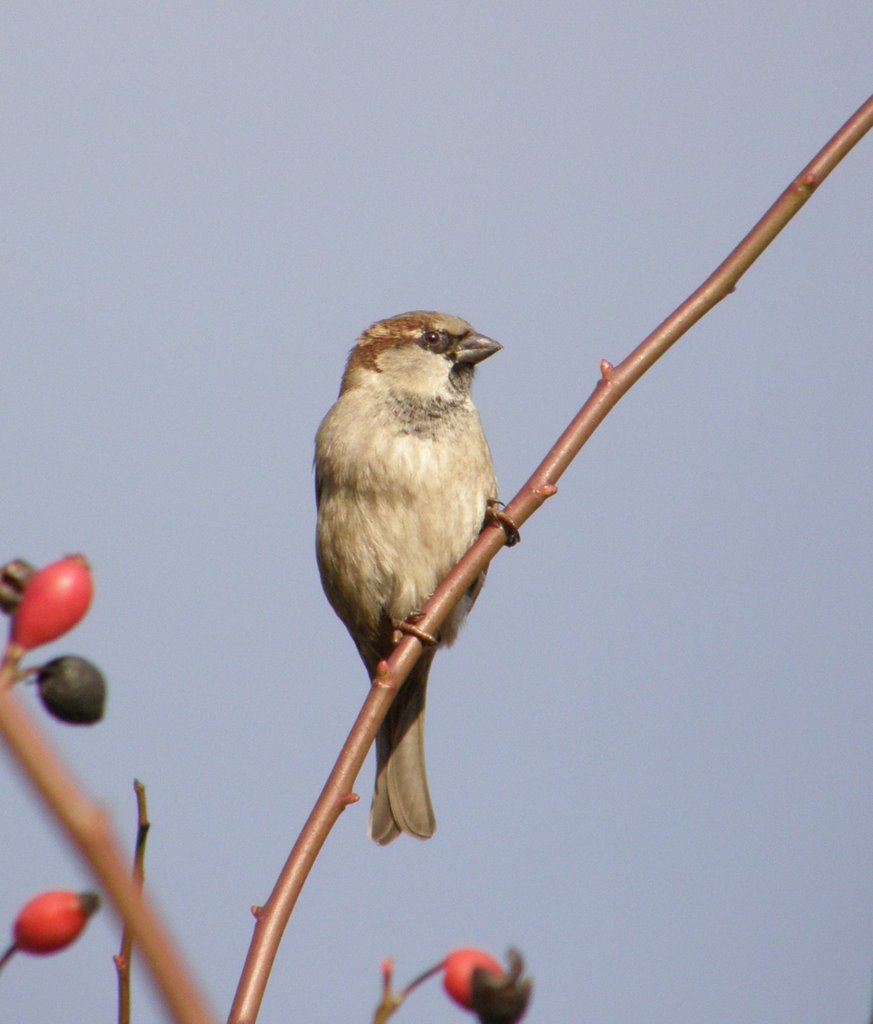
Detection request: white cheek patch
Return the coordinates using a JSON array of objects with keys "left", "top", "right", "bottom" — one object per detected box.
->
[{"left": 375, "top": 344, "right": 456, "bottom": 400}]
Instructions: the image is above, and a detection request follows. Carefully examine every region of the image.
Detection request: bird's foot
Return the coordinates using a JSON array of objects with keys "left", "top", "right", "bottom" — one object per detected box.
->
[
  {"left": 391, "top": 616, "right": 439, "bottom": 647},
  {"left": 486, "top": 499, "right": 521, "bottom": 547}
]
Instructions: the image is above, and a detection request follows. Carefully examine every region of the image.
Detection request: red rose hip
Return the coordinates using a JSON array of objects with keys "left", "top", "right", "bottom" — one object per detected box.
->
[
  {"left": 13, "top": 890, "right": 100, "bottom": 955},
  {"left": 10, "top": 555, "right": 93, "bottom": 650},
  {"left": 443, "top": 948, "right": 504, "bottom": 1010}
]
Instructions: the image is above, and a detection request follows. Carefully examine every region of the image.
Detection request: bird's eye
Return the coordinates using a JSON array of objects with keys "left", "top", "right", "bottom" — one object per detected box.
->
[{"left": 421, "top": 330, "right": 443, "bottom": 349}]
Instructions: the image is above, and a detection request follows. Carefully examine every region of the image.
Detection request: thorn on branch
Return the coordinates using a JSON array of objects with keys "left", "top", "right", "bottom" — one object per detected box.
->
[{"left": 373, "top": 661, "right": 394, "bottom": 690}]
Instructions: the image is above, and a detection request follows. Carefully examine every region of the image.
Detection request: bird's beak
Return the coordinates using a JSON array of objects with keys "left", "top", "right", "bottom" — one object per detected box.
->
[{"left": 453, "top": 334, "right": 503, "bottom": 365}]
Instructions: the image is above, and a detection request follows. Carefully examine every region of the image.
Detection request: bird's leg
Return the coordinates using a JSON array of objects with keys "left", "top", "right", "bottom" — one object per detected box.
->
[{"left": 486, "top": 499, "right": 521, "bottom": 547}]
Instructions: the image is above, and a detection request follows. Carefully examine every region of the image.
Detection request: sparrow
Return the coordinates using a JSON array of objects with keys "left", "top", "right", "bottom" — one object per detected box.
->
[{"left": 314, "top": 311, "right": 501, "bottom": 844}]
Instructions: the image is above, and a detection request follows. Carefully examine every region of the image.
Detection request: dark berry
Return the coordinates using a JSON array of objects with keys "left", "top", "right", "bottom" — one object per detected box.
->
[
  {"left": 37, "top": 656, "right": 107, "bottom": 724},
  {"left": 0, "top": 559, "right": 37, "bottom": 615}
]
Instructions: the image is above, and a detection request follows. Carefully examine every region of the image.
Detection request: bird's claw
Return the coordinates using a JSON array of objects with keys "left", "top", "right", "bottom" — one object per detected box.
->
[
  {"left": 487, "top": 500, "right": 521, "bottom": 547},
  {"left": 391, "top": 617, "right": 439, "bottom": 647}
]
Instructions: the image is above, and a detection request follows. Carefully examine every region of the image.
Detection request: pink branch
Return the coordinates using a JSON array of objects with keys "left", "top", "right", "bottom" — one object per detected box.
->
[{"left": 228, "top": 91, "right": 873, "bottom": 1024}]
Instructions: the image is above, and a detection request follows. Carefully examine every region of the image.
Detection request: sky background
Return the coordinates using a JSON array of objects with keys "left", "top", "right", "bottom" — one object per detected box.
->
[{"left": 2, "top": 4, "right": 872, "bottom": 1023}]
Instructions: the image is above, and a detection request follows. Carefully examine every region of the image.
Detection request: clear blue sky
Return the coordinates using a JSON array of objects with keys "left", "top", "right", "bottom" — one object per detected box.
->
[{"left": 2, "top": 4, "right": 872, "bottom": 1022}]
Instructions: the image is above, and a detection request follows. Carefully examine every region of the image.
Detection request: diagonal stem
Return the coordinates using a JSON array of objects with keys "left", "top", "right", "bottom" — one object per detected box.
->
[
  {"left": 0, "top": 654, "right": 215, "bottom": 1024},
  {"left": 227, "top": 91, "right": 873, "bottom": 1024}
]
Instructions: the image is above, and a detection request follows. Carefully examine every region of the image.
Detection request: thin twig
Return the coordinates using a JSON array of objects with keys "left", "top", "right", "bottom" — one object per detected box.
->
[
  {"left": 0, "top": 653, "right": 214, "bottom": 1024},
  {"left": 227, "top": 92, "right": 873, "bottom": 1024},
  {"left": 114, "top": 780, "right": 151, "bottom": 1024}
]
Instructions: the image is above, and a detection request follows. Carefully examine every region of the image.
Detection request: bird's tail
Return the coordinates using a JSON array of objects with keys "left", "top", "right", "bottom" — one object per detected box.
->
[{"left": 369, "top": 652, "right": 437, "bottom": 844}]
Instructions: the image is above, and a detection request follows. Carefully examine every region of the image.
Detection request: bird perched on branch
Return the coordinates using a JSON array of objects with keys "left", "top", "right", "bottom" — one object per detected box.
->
[{"left": 315, "top": 311, "right": 502, "bottom": 843}]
